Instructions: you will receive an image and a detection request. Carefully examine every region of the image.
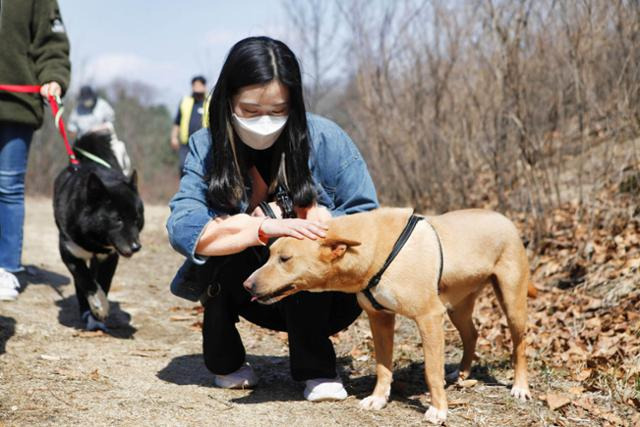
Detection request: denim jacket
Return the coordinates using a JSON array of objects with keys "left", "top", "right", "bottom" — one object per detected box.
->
[{"left": 166, "top": 114, "right": 379, "bottom": 298}]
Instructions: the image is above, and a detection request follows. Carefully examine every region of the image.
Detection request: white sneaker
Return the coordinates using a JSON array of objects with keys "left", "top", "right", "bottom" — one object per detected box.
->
[
  {"left": 304, "top": 377, "right": 348, "bottom": 402},
  {"left": 0, "top": 269, "right": 20, "bottom": 301},
  {"left": 213, "top": 363, "right": 258, "bottom": 389}
]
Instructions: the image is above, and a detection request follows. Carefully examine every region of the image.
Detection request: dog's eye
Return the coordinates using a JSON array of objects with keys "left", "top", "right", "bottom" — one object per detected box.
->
[{"left": 279, "top": 255, "right": 292, "bottom": 263}]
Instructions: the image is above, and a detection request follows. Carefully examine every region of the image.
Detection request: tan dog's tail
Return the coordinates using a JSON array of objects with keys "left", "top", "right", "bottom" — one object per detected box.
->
[{"left": 527, "top": 282, "right": 538, "bottom": 298}]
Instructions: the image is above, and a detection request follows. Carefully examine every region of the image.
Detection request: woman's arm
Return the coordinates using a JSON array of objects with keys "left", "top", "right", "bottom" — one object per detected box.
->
[
  {"left": 195, "top": 214, "right": 328, "bottom": 256},
  {"left": 195, "top": 214, "right": 266, "bottom": 256},
  {"left": 307, "top": 115, "right": 378, "bottom": 217},
  {"left": 32, "top": 0, "right": 70, "bottom": 95},
  {"left": 166, "top": 135, "right": 218, "bottom": 264},
  {"left": 167, "top": 131, "right": 327, "bottom": 263},
  {"left": 317, "top": 120, "right": 379, "bottom": 216},
  {"left": 330, "top": 152, "right": 378, "bottom": 216}
]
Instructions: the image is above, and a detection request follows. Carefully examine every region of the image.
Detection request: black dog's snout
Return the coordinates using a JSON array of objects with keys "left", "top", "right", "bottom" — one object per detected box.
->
[{"left": 131, "top": 242, "right": 141, "bottom": 253}]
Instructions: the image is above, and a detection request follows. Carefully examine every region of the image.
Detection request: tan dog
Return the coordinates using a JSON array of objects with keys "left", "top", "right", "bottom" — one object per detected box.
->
[{"left": 244, "top": 208, "right": 531, "bottom": 424}]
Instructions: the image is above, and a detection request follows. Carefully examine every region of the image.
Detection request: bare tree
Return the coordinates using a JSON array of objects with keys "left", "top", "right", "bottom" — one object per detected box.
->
[
  {"left": 283, "top": 0, "right": 640, "bottom": 249},
  {"left": 282, "top": 0, "right": 343, "bottom": 113}
]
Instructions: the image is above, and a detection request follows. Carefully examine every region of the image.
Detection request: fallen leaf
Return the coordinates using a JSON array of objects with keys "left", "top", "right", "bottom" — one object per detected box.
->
[
  {"left": 448, "top": 399, "right": 469, "bottom": 407},
  {"left": 584, "top": 298, "right": 603, "bottom": 311},
  {"left": 90, "top": 369, "right": 100, "bottom": 381},
  {"left": 573, "top": 396, "right": 597, "bottom": 412},
  {"left": 190, "top": 321, "right": 203, "bottom": 331},
  {"left": 349, "top": 345, "right": 363, "bottom": 358},
  {"left": 40, "top": 354, "right": 60, "bottom": 361},
  {"left": 130, "top": 351, "right": 153, "bottom": 358},
  {"left": 576, "top": 368, "right": 592, "bottom": 381},
  {"left": 568, "top": 386, "right": 583, "bottom": 396},
  {"left": 594, "top": 335, "right": 621, "bottom": 358},
  {"left": 545, "top": 392, "right": 571, "bottom": 410},
  {"left": 459, "top": 379, "right": 478, "bottom": 388},
  {"left": 601, "top": 412, "right": 624, "bottom": 425},
  {"left": 169, "top": 315, "right": 194, "bottom": 321}
]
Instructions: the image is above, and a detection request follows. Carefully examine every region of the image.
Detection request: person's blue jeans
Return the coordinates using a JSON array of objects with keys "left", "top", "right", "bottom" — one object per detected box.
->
[{"left": 0, "top": 123, "right": 34, "bottom": 272}]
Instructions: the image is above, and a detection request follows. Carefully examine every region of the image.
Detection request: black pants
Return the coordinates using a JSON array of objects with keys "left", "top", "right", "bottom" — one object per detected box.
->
[{"left": 202, "top": 247, "right": 362, "bottom": 381}]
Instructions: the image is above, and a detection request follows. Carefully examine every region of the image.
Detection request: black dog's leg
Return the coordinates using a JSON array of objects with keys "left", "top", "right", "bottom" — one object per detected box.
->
[
  {"left": 59, "top": 239, "right": 109, "bottom": 320},
  {"left": 90, "top": 253, "right": 119, "bottom": 296}
]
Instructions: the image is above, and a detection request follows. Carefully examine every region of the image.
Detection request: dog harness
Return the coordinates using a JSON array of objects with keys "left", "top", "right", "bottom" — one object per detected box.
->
[
  {"left": 74, "top": 146, "right": 112, "bottom": 169},
  {"left": 361, "top": 213, "right": 444, "bottom": 311}
]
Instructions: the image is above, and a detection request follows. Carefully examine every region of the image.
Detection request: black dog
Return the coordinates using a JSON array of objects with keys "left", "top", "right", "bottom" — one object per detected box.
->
[{"left": 53, "top": 132, "right": 144, "bottom": 331}]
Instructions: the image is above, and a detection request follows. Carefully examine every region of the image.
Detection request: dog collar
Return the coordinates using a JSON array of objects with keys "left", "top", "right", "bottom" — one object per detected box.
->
[
  {"left": 74, "top": 146, "right": 112, "bottom": 169},
  {"left": 361, "top": 213, "right": 444, "bottom": 311}
]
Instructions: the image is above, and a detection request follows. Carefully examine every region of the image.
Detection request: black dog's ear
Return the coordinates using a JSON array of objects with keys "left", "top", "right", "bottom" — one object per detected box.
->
[
  {"left": 128, "top": 170, "right": 138, "bottom": 190},
  {"left": 87, "top": 172, "right": 106, "bottom": 203}
]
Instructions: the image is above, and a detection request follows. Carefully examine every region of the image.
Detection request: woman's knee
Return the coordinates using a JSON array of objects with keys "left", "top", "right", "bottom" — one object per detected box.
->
[
  {"left": 281, "top": 291, "right": 359, "bottom": 337},
  {"left": 327, "top": 293, "right": 362, "bottom": 335},
  {"left": 0, "top": 170, "right": 26, "bottom": 202}
]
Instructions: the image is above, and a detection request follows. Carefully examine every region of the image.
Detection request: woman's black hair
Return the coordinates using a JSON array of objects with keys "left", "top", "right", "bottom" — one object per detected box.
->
[{"left": 206, "top": 36, "right": 316, "bottom": 213}]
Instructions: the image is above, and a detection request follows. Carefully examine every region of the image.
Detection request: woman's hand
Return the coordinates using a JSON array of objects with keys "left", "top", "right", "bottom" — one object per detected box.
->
[
  {"left": 40, "top": 81, "right": 61, "bottom": 98},
  {"left": 259, "top": 218, "right": 328, "bottom": 240}
]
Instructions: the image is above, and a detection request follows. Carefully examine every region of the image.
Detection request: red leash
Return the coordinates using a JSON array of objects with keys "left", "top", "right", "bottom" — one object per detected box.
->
[{"left": 0, "top": 84, "right": 79, "bottom": 165}]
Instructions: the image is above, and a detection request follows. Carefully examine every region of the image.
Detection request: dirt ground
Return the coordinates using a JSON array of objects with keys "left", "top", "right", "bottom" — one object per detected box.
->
[{"left": 0, "top": 198, "right": 633, "bottom": 426}]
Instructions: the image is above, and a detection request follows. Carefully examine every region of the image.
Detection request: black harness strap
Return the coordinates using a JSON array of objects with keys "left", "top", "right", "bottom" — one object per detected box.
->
[
  {"left": 362, "top": 214, "right": 423, "bottom": 310},
  {"left": 258, "top": 201, "right": 278, "bottom": 219},
  {"left": 275, "top": 185, "right": 296, "bottom": 218},
  {"left": 362, "top": 214, "right": 444, "bottom": 311}
]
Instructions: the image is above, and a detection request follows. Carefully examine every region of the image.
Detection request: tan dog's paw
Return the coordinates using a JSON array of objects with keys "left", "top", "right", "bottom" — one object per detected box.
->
[
  {"left": 359, "top": 395, "right": 388, "bottom": 410},
  {"left": 424, "top": 406, "right": 447, "bottom": 424},
  {"left": 511, "top": 385, "right": 531, "bottom": 401}
]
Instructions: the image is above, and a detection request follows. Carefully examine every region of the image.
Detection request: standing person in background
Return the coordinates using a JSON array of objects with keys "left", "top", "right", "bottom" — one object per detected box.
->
[
  {"left": 68, "top": 85, "right": 132, "bottom": 176},
  {"left": 170, "top": 76, "right": 207, "bottom": 175},
  {"left": 68, "top": 85, "right": 115, "bottom": 140},
  {"left": 0, "top": 0, "right": 70, "bottom": 301}
]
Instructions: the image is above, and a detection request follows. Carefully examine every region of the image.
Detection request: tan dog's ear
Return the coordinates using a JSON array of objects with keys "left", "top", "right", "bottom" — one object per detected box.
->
[{"left": 322, "top": 238, "right": 361, "bottom": 260}]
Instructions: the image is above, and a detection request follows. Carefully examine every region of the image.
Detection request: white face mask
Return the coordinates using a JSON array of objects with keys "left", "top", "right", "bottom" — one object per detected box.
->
[{"left": 232, "top": 113, "right": 288, "bottom": 150}]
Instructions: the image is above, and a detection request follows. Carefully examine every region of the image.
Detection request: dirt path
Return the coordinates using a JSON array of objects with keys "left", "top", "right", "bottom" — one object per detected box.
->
[{"left": 0, "top": 198, "right": 626, "bottom": 426}]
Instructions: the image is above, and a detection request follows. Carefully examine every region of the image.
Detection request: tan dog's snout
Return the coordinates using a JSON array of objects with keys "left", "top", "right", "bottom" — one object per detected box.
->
[
  {"left": 242, "top": 267, "right": 298, "bottom": 304},
  {"left": 242, "top": 271, "right": 258, "bottom": 294}
]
